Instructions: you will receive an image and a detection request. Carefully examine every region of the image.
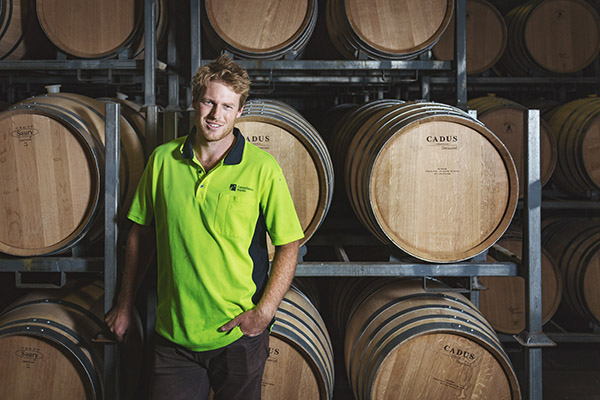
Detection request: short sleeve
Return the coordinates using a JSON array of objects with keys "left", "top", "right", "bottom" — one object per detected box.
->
[
  {"left": 261, "top": 163, "right": 304, "bottom": 246},
  {"left": 127, "top": 151, "right": 156, "bottom": 226}
]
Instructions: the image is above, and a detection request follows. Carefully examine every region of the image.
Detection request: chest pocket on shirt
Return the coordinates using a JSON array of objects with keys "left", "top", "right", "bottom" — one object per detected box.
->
[{"left": 214, "top": 192, "right": 259, "bottom": 238}]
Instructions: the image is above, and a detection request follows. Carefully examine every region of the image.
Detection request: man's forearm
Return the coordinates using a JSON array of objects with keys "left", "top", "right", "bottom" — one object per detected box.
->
[
  {"left": 106, "top": 222, "right": 155, "bottom": 341},
  {"left": 116, "top": 223, "right": 155, "bottom": 308},
  {"left": 256, "top": 240, "right": 300, "bottom": 320}
]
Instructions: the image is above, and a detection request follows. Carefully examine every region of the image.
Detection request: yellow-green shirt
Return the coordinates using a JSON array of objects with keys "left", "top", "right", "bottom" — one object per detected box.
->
[{"left": 128, "top": 128, "right": 304, "bottom": 351}]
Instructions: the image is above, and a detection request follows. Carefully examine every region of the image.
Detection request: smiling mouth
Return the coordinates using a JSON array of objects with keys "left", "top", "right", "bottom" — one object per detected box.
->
[{"left": 207, "top": 122, "right": 222, "bottom": 129}]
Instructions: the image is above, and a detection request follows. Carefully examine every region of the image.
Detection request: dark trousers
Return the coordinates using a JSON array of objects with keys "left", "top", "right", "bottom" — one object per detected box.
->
[{"left": 149, "top": 330, "right": 270, "bottom": 400}]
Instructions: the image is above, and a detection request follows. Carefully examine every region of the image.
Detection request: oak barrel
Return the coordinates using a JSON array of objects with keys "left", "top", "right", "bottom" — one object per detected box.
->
[
  {"left": 432, "top": 0, "right": 506, "bottom": 74},
  {"left": 202, "top": 0, "right": 317, "bottom": 59},
  {"left": 236, "top": 99, "right": 334, "bottom": 247},
  {"left": 523, "top": 98, "right": 562, "bottom": 121},
  {"left": 326, "top": 0, "right": 454, "bottom": 60},
  {"left": 343, "top": 279, "right": 521, "bottom": 399},
  {"left": 547, "top": 96, "right": 600, "bottom": 198},
  {"left": 482, "top": 229, "right": 562, "bottom": 334},
  {"left": 497, "top": 0, "right": 600, "bottom": 75},
  {"left": 328, "top": 277, "right": 399, "bottom": 338},
  {"left": 36, "top": 0, "right": 143, "bottom": 58},
  {"left": 292, "top": 277, "right": 322, "bottom": 310},
  {"left": 264, "top": 285, "right": 334, "bottom": 400},
  {"left": 0, "top": 281, "right": 143, "bottom": 400},
  {"left": 129, "top": 0, "right": 168, "bottom": 60},
  {"left": 0, "top": 92, "right": 145, "bottom": 256},
  {"left": 98, "top": 93, "right": 147, "bottom": 148},
  {"left": 542, "top": 218, "right": 600, "bottom": 325},
  {"left": 0, "top": 0, "right": 55, "bottom": 59},
  {"left": 340, "top": 100, "right": 518, "bottom": 262},
  {"left": 326, "top": 100, "right": 403, "bottom": 180},
  {"left": 468, "top": 94, "right": 557, "bottom": 198}
]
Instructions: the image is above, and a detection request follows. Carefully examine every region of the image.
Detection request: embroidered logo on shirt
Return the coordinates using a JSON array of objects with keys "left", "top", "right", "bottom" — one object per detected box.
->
[{"left": 230, "top": 184, "right": 254, "bottom": 192}]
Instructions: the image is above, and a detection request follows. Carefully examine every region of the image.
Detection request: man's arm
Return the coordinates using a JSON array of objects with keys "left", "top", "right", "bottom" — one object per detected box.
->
[
  {"left": 105, "top": 222, "right": 155, "bottom": 342},
  {"left": 220, "top": 240, "right": 300, "bottom": 336}
]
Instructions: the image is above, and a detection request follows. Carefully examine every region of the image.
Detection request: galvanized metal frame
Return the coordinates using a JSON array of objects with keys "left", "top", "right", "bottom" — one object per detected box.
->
[
  {"left": 517, "top": 110, "right": 555, "bottom": 400},
  {"left": 454, "top": 0, "right": 467, "bottom": 108},
  {"left": 0, "top": 60, "right": 139, "bottom": 70},
  {"left": 295, "top": 261, "right": 517, "bottom": 277},
  {"left": 104, "top": 102, "right": 121, "bottom": 400}
]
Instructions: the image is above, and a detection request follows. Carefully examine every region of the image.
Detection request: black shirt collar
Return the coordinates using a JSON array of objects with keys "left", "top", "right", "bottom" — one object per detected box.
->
[{"left": 181, "top": 127, "right": 245, "bottom": 165}]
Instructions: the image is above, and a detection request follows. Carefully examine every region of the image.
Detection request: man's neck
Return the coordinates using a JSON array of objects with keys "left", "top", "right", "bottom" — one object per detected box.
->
[{"left": 193, "top": 133, "right": 236, "bottom": 171}]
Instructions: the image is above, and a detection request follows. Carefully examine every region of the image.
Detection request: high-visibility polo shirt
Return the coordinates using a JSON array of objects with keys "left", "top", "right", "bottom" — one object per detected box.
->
[{"left": 127, "top": 127, "right": 304, "bottom": 351}]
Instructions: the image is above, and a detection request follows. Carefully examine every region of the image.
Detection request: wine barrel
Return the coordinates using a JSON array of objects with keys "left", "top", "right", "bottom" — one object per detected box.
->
[
  {"left": 497, "top": 0, "right": 600, "bottom": 75},
  {"left": 547, "top": 96, "right": 600, "bottom": 198},
  {"left": 542, "top": 218, "right": 600, "bottom": 325},
  {"left": 326, "top": 0, "right": 454, "bottom": 60},
  {"left": 264, "top": 285, "right": 334, "bottom": 400},
  {"left": 482, "top": 229, "right": 562, "bottom": 334},
  {"left": 0, "top": 0, "right": 55, "bottom": 59},
  {"left": 343, "top": 279, "right": 521, "bottom": 400},
  {"left": 432, "top": 0, "right": 506, "bottom": 74},
  {"left": 129, "top": 0, "right": 168, "bottom": 60},
  {"left": 327, "top": 100, "right": 404, "bottom": 179},
  {"left": 523, "top": 98, "right": 562, "bottom": 121},
  {"left": 0, "top": 281, "right": 143, "bottom": 400},
  {"left": 202, "top": 0, "right": 317, "bottom": 60},
  {"left": 317, "top": 103, "right": 358, "bottom": 151},
  {"left": 36, "top": 0, "right": 143, "bottom": 59},
  {"left": 292, "top": 277, "right": 322, "bottom": 310},
  {"left": 98, "top": 93, "right": 147, "bottom": 148},
  {"left": 236, "top": 99, "right": 334, "bottom": 248},
  {"left": 0, "top": 91, "right": 145, "bottom": 256},
  {"left": 340, "top": 100, "right": 518, "bottom": 262},
  {"left": 468, "top": 94, "right": 557, "bottom": 198},
  {"left": 328, "top": 277, "right": 399, "bottom": 338}
]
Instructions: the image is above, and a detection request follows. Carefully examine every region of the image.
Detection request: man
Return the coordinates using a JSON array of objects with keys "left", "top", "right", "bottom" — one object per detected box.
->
[{"left": 105, "top": 54, "right": 304, "bottom": 400}]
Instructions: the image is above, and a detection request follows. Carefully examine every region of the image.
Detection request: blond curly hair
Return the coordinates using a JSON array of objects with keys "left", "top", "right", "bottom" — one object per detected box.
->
[{"left": 192, "top": 54, "right": 250, "bottom": 108}]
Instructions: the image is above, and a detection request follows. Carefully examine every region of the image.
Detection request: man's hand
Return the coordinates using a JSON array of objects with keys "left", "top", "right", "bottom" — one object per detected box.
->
[
  {"left": 219, "top": 240, "right": 300, "bottom": 337},
  {"left": 104, "top": 222, "right": 155, "bottom": 343},
  {"left": 219, "top": 307, "right": 272, "bottom": 337},
  {"left": 105, "top": 304, "right": 134, "bottom": 342}
]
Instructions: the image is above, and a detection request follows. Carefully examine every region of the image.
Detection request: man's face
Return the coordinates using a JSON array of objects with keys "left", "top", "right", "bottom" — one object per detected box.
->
[{"left": 193, "top": 80, "right": 243, "bottom": 144}]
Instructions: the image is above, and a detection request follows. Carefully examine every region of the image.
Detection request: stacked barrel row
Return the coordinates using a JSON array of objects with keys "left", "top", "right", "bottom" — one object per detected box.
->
[
  {"left": 201, "top": 0, "right": 600, "bottom": 76},
  {"left": 481, "top": 215, "right": 600, "bottom": 334},
  {"left": 0, "top": 278, "right": 335, "bottom": 400},
  {"left": 2, "top": 94, "right": 521, "bottom": 263},
  {"left": 0, "top": 89, "right": 147, "bottom": 256},
  {"left": 1, "top": 89, "right": 597, "bottom": 264},
  {"left": 467, "top": 94, "right": 600, "bottom": 200},
  {"left": 5, "top": 243, "right": 594, "bottom": 400},
  {"left": 3, "top": 0, "right": 599, "bottom": 76},
  {"left": 0, "top": 0, "right": 168, "bottom": 59},
  {"left": 431, "top": 0, "right": 600, "bottom": 75},
  {"left": 9, "top": 274, "right": 574, "bottom": 399},
  {"left": 324, "top": 93, "right": 599, "bottom": 208},
  {"left": 5, "top": 91, "right": 599, "bottom": 260}
]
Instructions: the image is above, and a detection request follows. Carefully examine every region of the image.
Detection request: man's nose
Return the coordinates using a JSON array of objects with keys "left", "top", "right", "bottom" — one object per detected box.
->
[{"left": 209, "top": 105, "right": 223, "bottom": 119}]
